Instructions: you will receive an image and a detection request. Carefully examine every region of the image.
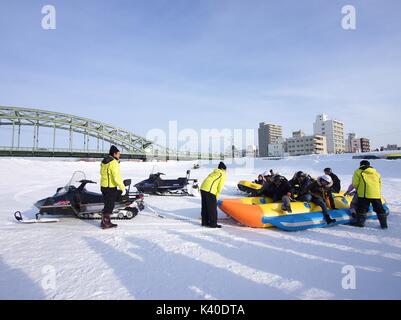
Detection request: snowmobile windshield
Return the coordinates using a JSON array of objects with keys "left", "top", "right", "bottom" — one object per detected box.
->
[
  {"left": 151, "top": 165, "right": 160, "bottom": 175},
  {"left": 61, "top": 171, "right": 87, "bottom": 193}
]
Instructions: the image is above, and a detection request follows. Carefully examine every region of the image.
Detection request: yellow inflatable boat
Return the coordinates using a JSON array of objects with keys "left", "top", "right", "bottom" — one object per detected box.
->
[
  {"left": 237, "top": 180, "right": 262, "bottom": 196},
  {"left": 218, "top": 193, "right": 353, "bottom": 228}
]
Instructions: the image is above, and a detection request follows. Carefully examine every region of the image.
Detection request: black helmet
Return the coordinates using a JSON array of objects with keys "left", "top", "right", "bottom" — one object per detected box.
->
[
  {"left": 296, "top": 171, "right": 306, "bottom": 179},
  {"left": 324, "top": 168, "right": 332, "bottom": 174},
  {"left": 273, "top": 175, "right": 282, "bottom": 183}
]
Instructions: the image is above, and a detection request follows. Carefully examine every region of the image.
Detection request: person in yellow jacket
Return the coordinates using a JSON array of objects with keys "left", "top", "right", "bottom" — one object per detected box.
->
[
  {"left": 200, "top": 162, "right": 227, "bottom": 228},
  {"left": 100, "top": 145, "right": 127, "bottom": 229},
  {"left": 351, "top": 160, "right": 388, "bottom": 229}
]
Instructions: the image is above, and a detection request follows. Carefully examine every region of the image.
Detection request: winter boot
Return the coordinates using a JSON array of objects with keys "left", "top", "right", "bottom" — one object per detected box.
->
[
  {"left": 101, "top": 213, "right": 118, "bottom": 229},
  {"left": 324, "top": 213, "right": 336, "bottom": 225},
  {"left": 281, "top": 205, "right": 292, "bottom": 213},
  {"left": 209, "top": 224, "right": 222, "bottom": 229},
  {"left": 378, "top": 215, "right": 388, "bottom": 229},
  {"left": 350, "top": 213, "right": 366, "bottom": 228}
]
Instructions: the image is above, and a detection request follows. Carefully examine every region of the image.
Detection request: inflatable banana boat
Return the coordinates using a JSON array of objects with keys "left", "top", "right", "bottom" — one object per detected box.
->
[
  {"left": 237, "top": 180, "right": 262, "bottom": 195},
  {"left": 217, "top": 194, "right": 389, "bottom": 231}
]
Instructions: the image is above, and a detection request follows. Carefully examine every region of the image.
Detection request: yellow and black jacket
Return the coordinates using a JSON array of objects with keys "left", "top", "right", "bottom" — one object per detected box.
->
[
  {"left": 100, "top": 155, "right": 125, "bottom": 191},
  {"left": 200, "top": 169, "right": 227, "bottom": 198},
  {"left": 353, "top": 165, "right": 382, "bottom": 199}
]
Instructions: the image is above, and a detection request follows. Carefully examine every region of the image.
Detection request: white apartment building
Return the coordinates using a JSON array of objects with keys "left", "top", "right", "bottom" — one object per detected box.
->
[
  {"left": 286, "top": 131, "right": 327, "bottom": 156},
  {"left": 313, "top": 114, "right": 345, "bottom": 154}
]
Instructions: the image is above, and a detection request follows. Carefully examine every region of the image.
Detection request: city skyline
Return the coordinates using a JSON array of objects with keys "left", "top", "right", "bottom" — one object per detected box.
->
[{"left": 1, "top": 0, "right": 401, "bottom": 150}]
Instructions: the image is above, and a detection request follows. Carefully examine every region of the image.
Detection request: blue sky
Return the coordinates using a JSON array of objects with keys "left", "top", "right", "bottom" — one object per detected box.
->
[{"left": 1, "top": 0, "right": 401, "bottom": 150}]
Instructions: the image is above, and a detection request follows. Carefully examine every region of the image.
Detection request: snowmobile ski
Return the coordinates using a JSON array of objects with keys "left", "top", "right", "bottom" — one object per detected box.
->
[{"left": 14, "top": 211, "right": 59, "bottom": 224}]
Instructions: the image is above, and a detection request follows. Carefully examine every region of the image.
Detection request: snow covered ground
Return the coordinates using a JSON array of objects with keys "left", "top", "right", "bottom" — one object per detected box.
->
[{"left": 0, "top": 154, "right": 401, "bottom": 300}]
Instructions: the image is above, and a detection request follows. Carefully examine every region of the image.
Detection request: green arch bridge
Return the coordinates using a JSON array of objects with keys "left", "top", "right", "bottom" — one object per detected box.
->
[{"left": 0, "top": 106, "right": 223, "bottom": 161}]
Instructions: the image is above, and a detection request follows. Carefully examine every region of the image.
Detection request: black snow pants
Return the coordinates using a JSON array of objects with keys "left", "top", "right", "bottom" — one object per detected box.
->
[
  {"left": 101, "top": 187, "right": 120, "bottom": 214},
  {"left": 201, "top": 190, "right": 218, "bottom": 227},
  {"left": 356, "top": 197, "right": 387, "bottom": 223}
]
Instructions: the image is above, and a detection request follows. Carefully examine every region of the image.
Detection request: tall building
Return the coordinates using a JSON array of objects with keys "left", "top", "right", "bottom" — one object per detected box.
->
[
  {"left": 313, "top": 114, "right": 345, "bottom": 154},
  {"left": 286, "top": 131, "right": 327, "bottom": 156},
  {"left": 258, "top": 122, "right": 283, "bottom": 157}
]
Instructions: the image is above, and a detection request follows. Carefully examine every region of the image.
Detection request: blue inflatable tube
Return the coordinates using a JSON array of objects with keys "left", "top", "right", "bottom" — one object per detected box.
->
[{"left": 262, "top": 204, "right": 390, "bottom": 231}]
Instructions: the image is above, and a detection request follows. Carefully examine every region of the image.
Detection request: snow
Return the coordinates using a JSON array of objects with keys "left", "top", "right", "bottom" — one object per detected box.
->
[{"left": 0, "top": 154, "right": 400, "bottom": 300}]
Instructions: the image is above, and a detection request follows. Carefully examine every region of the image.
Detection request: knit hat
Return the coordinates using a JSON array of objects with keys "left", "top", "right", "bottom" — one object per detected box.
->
[
  {"left": 218, "top": 162, "right": 227, "bottom": 170},
  {"left": 109, "top": 145, "right": 120, "bottom": 156},
  {"left": 360, "top": 160, "right": 371, "bottom": 168}
]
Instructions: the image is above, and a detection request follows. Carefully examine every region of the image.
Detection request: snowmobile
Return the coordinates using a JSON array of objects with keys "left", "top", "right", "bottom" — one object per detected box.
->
[
  {"left": 134, "top": 170, "right": 199, "bottom": 196},
  {"left": 14, "top": 171, "right": 145, "bottom": 223}
]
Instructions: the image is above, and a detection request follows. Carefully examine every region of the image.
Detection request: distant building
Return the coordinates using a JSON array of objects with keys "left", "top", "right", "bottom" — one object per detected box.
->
[
  {"left": 258, "top": 122, "right": 283, "bottom": 157},
  {"left": 225, "top": 145, "right": 241, "bottom": 158},
  {"left": 286, "top": 131, "right": 327, "bottom": 156},
  {"left": 242, "top": 145, "right": 258, "bottom": 158},
  {"left": 313, "top": 114, "right": 345, "bottom": 154},
  {"left": 292, "top": 130, "right": 305, "bottom": 138},
  {"left": 384, "top": 144, "right": 399, "bottom": 151},
  {"left": 346, "top": 133, "right": 360, "bottom": 153},
  {"left": 346, "top": 133, "right": 370, "bottom": 153},
  {"left": 268, "top": 138, "right": 285, "bottom": 157},
  {"left": 360, "top": 138, "right": 370, "bottom": 153}
]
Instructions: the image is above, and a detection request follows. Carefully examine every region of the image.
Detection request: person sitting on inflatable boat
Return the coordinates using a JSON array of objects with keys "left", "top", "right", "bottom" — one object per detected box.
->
[
  {"left": 258, "top": 175, "right": 293, "bottom": 213},
  {"left": 254, "top": 170, "right": 277, "bottom": 185},
  {"left": 289, "top": 171, "right": 314, "bottom": 202},
  {"left": 254, "top": 174, "right": 265, "bottom": 185},
  {"left": 324, "top": 168, "right": 341, "bottom": 193},
  {"left": 304, "top": 175, "right": 337, "bottom": 225}
]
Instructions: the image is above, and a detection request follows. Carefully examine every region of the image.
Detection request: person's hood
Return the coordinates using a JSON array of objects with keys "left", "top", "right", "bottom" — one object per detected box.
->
[
  {"left": 102, "top": 155, "right": 118, "bottom": 164},
  {"left": 360, "top": 166, "right": 377, "bottom": 175}
]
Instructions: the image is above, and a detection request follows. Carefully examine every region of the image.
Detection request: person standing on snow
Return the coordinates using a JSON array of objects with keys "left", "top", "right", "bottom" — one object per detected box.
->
[
  {"left": 351, "top": 160, "right": 388, "bottom": 229},
  {"left": 100, "top": 145, "right": 127, "bottom": 230},
  {"left": 324, "top": 168, "right": 341, "bottom": 193},
  {"left": 200, "top": 162, "right": 227, "bottom": 228}
]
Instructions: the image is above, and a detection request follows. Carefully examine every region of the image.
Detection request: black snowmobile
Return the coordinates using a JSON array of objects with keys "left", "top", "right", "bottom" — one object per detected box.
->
[
  {"left": 14, "top": 171, "right": 145, "bottom": 223},
  {"left": 134, "top": 170, "right": 198, "bottom": 196}
]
